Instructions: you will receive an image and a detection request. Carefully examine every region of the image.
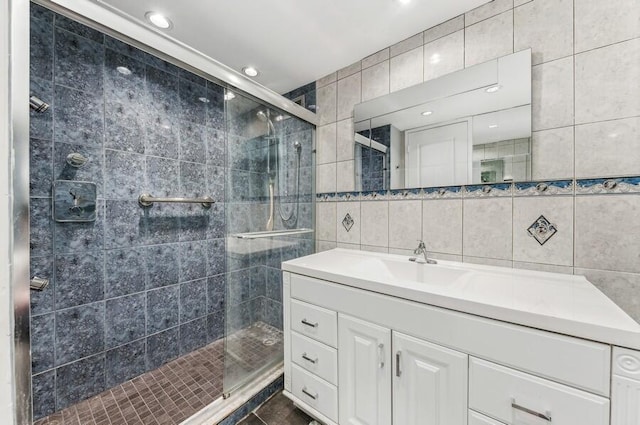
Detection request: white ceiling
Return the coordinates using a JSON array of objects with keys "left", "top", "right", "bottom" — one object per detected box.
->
[{"left": 95, "top": 0, "right": 489, "bottom": 94}]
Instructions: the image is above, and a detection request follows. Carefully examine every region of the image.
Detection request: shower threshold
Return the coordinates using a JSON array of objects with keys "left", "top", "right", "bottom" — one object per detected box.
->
[{"left": 34, "top": 323, "right": 283, "bottom": 425}]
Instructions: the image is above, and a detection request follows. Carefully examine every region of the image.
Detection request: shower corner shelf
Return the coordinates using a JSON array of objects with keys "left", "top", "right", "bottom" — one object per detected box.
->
[{"left": 231, "top": 228, "right": 314, "bottom": 239}]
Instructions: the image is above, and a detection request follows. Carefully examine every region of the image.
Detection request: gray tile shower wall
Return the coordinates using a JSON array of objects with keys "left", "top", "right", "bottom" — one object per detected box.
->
[
  {"left": 311, "top": 0, "right": 640, "bottom": 321},
  {"left": 29, "top": 5, "right": 226, "bottom": 419}
]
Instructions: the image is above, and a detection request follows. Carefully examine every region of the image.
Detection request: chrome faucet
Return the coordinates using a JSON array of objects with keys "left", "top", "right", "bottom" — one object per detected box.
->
[{"left": 410, "top": 240, "right": 437, "bottom": 264}]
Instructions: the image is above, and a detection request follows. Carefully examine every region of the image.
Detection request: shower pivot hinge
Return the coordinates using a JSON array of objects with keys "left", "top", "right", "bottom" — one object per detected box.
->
[{"left": 222, "top": 392, "right": 231, "bottom": 400}]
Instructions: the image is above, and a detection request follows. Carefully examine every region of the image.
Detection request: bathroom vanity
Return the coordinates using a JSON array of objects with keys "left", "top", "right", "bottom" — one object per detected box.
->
[{"left": 281, "top": 249, "right": 640, "bottom": 425}]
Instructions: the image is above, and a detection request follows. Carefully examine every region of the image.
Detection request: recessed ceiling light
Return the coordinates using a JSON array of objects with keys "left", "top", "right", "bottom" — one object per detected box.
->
[
  {"left": 224, "top": 92, "right": 236, "bottom": 101},
  {"left": 242, "top": 67, "right": 259, "bottom": 77},
  {"left": 275, "top": 115, "right": 284, "bottom": 122},
  {"left": 488, "top": 124, "right": 499, "bottom": 129},
  {"left": 429, "top": 54, "right": 441, "bottom": 64},
  {"left": 485, "top": 85, "right": 501, "bottom": 93},
  {"left": 116, "top": 66, "right": 132, "bottom": 75},
  {"left": 421, "top": 111, "right": 433, "bottom": 116},
  {"left": 145, "top": 12, "right": 172, "bottom": 29},
  {"left": 198, "top": 97, "right": 210, "bottom": 104},
  {"left": 397, "top": 0, "right": 411, "bottom": 4}
]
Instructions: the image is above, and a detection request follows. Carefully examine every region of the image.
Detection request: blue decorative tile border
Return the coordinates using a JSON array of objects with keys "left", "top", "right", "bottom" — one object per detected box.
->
[
  {"left": 423, "top": 186, "right": 463, "bottom": 200},
  {"left": 315, "top": 176, "right": 640, "bottom": 202},
  {"left": 514, "top": 180, "right": 574, "bottom": 196},
  {"left": 389, "top": 188, "right": 422, "bottom": 200},
  {"left": 360, "top": 190, "right": 388, "bottom": 201},
  {"left": 336, "top": 191, "right": 360, "bottom": 201},
  {"left": 576, "top": 177, "right": 640, "bottom": 195},
  {"left": 464, "top": 183, "right": 513, "bottom": 198}
]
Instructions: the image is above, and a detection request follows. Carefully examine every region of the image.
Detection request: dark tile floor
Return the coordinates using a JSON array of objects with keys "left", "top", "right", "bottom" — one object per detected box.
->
[
  {"left": 237, "top": 392, "right": 314, "bottom": 425},
  {"left": 34, "top": 322, "right": 283, "bottom": 425}
]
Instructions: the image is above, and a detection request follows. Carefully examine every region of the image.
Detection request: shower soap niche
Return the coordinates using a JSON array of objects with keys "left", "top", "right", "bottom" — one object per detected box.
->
[{"left": 53, "top": 180, "right": 97, "bottom": 222}]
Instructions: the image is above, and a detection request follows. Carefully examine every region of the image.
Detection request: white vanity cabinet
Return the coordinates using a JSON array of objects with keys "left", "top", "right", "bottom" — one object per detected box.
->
[
  {"left": 282, "top": 249, "right": 640, "bottom": 425},
  {"left": 393, "top": 332, "right": 468, "bottom": 425},
  {"left": 338, "top": 314, "right": 391, "bottom": 425}
]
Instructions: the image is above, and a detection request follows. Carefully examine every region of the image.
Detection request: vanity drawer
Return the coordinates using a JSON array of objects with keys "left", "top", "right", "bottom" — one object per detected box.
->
[
  {"left": 291, "top": 331, "right": 338, "bottom": 385},
  {"left": 469, "top": 357, "right": 609, "bottom": 425},
  {"left": 290, "top": 299, "right": 337, "bottom": 348},
  {"left": 469, "top": 410, "right": 506, "bottom": 425},
  {"left": 291, "top": 364, "right": 338, "bottom": 423}
]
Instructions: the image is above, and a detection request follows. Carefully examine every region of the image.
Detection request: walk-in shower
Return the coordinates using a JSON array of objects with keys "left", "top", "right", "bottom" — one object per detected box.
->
[{"left": 27, "top": 4, "right": 314, "bottom": 425}]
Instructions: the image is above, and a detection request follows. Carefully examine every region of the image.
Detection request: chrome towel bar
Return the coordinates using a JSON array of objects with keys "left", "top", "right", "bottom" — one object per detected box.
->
[
  {"left": 138, "top": 193, "right": 215, "bottom": 208},
  {"left": 231, "top": 228, "right": 314, "bottom": 239}
]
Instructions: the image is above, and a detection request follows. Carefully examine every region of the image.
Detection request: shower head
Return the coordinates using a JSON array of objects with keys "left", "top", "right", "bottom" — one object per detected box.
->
[
  {"left": 29, "top": 95, "right": 50, "bottom": 113},
  {"left": 256, "top": 110, "right": 268, "bottom": 122},
  {"left": 257, "top": 110, "right": 276, "bottom": 135}
]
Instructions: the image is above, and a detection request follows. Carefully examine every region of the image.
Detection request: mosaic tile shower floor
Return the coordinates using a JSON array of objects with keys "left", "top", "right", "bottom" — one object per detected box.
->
[{"left": 34, "top": 322, "right": 283, "bottom": 425}]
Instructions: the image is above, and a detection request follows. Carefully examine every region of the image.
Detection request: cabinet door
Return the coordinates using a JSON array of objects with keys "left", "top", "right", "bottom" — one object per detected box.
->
[
  {"left": 393, "top": 332, "right": 468, "bottom": 425},
  {"left": 338, "top": 314, "right": 392, "bottom": 425}
]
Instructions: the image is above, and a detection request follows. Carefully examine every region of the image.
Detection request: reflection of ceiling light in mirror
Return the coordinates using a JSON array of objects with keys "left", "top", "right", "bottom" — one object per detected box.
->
[
  {"left": 242, "top": 67, "right": 259, "bottom": 77},
  {"left": 198, "top": 97, "right": 210, "bottom": 103},
  {"left": 421, "top": 111, "right": 433, "bottom": 116},
  {"left": 275, "top": 115, "right": 284, "bottom": 122},
  {"left": 608, "top": 133, "right": 618, "bottom": 138},
  {"left": 488, "top": 124, "right": 499, "bottom": 129},
  {"left": 485, "top": 85, "right": 501, "bottom": 93},
  {"left": 430, "top": 54, "right": 441, "bottom": 64},
  {"left": 224, "top": 92, "right": 235, "bottom": 101},
  {"left": 116, "top": 66, "right": 132, "bottom": 75},
  {"left": 145, "top": 12, "right": 172, "bottom": 29}
]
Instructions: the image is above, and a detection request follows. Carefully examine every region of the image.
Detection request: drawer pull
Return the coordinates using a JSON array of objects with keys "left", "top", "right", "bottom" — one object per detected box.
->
[
  {"left": 396, "top": 351, "right": 402, "bottom": 377},
  {"left": 301, "top": 353, "right": 318, "bottom": 364},
  {"left": 511, "top": 398, "right": 552, "bottom": 422},
  {"left": 302, "top": 387, "right": 318, "bottom": 400},
  {"left": 301, "top": 319, "right": 318, "bottom": 328},
  {"left": 378, "top": 343, "right": 385, "bottom": 368}
]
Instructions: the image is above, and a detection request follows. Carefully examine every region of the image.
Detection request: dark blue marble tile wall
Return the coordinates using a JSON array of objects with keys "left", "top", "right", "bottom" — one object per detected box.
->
[
  {"left": 29, "top": 4, "right": 228, "bottom": 419},
  {"left": 282, "top": 81, "right": 316, "bottom": 114}
]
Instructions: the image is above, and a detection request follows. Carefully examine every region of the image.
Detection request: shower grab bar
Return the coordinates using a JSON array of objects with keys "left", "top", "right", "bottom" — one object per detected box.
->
[
  {"left": 138, "top": 193, "right": 215, "bottom": 208},
  {"left": 231, "top": 228, "right": 314, "bottom": 239}
]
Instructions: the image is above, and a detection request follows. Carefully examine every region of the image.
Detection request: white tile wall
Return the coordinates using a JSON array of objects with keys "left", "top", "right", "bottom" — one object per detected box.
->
[
  {"left": 422, "top": 199, "right": 463, "bottom": 255},
  {"left": 390, "top": 47, "right": 423, "bottom": 92},
  {"left": 464, "top": 10, "right": 514, "bottom": 67},
  {"left": 423, "top": 30, "right": 464, "bottom": 81},
  {"left": 313, "top": 0, "right": 640, "bottom": 320},
  {"left": 463, "top": 197, "right": 513, "bottom": 260}
]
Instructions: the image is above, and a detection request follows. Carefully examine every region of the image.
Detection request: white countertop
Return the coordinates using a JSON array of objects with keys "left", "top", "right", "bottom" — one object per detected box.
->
[{"left": 282, "top": 249, "right": 640, "bottom": 349}]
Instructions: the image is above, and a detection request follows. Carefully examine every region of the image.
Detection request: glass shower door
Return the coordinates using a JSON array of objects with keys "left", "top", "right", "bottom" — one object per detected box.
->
[{"left": 223, "top": 90, "right": 314, "bottom": 395}]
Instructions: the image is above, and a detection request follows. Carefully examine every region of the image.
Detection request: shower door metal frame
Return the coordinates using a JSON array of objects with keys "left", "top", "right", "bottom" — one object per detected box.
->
[{"left": 5, "top": 0, "right": 33, "bottom": 424}]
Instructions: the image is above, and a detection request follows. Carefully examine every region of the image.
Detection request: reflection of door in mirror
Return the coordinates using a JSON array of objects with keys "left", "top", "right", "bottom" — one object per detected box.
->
[{"left": 405, "top": 121, "right": 469, "bottom": 188}]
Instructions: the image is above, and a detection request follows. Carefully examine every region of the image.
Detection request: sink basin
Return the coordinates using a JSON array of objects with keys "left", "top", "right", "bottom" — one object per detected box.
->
[{"left": 343, "top": 255, "right": 471, "bottom": 286}]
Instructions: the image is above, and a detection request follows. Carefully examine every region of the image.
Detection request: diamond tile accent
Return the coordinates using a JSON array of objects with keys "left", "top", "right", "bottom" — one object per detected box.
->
[
  {"left": 527, "top": 215, "right": 558, "bottom": 246},
  {"left": 342, "top": 213, "right": 355, "bottom": 232}
]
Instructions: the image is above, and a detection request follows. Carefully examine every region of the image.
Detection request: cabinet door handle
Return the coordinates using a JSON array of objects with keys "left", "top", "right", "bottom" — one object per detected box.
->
[
  {"left": 301, "top": 319, "right": 318, "bottom": 328},
  {"left": 301, "top": 353, "right": 318, "bottom": 364},
  {"left": 302, "top": 387, "right": 318, "bottom": 400},
  {"left": 378, "top": 343, "right": 385, "bottom": 368},
  {"left": 396, "top": 351, "right": 402, "bottom": 377},
  {"left": 511, "top": 398, "right": 552, "bottom": 422}
]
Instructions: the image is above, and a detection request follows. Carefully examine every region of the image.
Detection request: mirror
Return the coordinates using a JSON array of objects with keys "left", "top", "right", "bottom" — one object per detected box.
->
[{"left": 354, "top": 49, "right": 531, "bottom": 191}]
